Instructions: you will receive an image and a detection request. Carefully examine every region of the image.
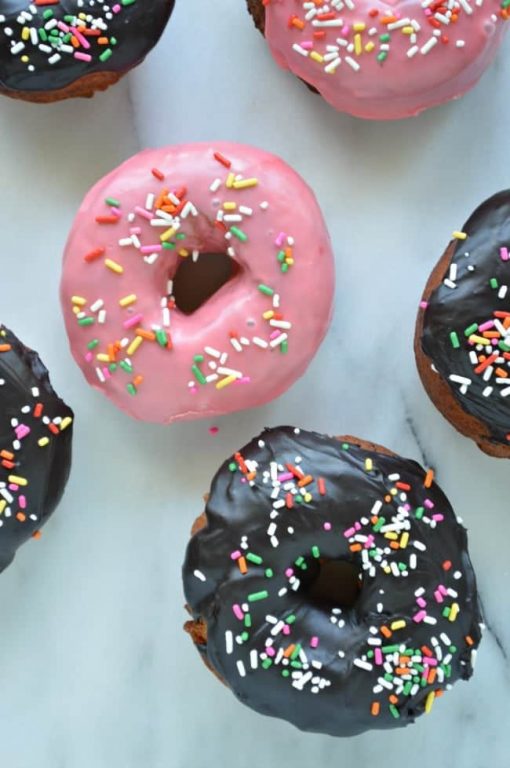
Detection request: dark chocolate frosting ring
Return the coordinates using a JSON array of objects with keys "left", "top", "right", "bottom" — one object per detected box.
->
[
  {"left": 421, "top": 191, "right": 510, "bottom": 447},
  {"left": 183, "top": 427, "right": 482, "bottom": 737},
  {"left": 0, "top": 0, "right": 174, "bottom": 94},
  {"left": 0, "top": 325, "right": 73, "bottom": 572}
]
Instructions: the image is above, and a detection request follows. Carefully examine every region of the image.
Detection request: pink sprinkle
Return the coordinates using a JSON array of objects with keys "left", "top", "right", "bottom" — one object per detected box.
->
[
  {"left": 130, "top": 227, "right": 142, "bottom": 235},
  {"left": 74, "top": 52, "right": 92, "bottom": 62},
  {"left": 140, "top": 244, "right": 162, "bottom": 254},
  {"left": 102, "top": 367, "right": 112, "bottom": 380},
  {"left": 341, "top": 24, "right": 350, "bottom": 35},
  {"left": 266, "top": 646, "right": 276, "bottom": 657},
  {"left": 432, "top": 513, "right": 444, "bottom": 522},
  {"left": 236, "top": 376, "right": 251, "bottom": 385},
  {"left": 355, "top": 521, "right": 362, "bottom": 531},
  {"left": 500, "top": 246, "right": 509, "bottom": 261},
  {"left": 71, "top": 26, "right": 90, "bottom": 49},
  {"left": 323, "top": 522, "right": 332, "bottom": 531},
  {"left": 85, "top": 352, "right": 93, "bottom": 363},
  {"left": 135, "top": 206, "right": 153, "bottom": 221},
  {"left": 209, "top": 426, "right": 219, "bottom": 436},
  {"left": 123, "top": 313, "right": 143, "bottom": 329},
  {"left": 57, "top": 21, "right": 70, "bottom": 33},
  {"left": 110, "top": 207, "right": 121, "bottom": 217},
  {"left": 416, "top": 597, "right": 427, "bottom": 608},
  {"left": 112, "top": 3, "right": 121, "bottom": 12},
  {"left": 278, "top": 472, "right": 294, "bottom": 482},
  {"left": 8, "top": 483, "right": 18, "bottom": 492},
  {"left": 424, "top": 7, "right": 432, "bottom": 14},
  {"left": 364, "top": 535, "right": 375, "bottom": 549},
  {"left": 310, "top": 636, "right": 319, "bottom": 648},
  {"left": 275, "top": 232, "right": 286, "bottom": 246},
  {"left": 479, "top": 320, "right": 495, "bottom": 332},
  {"left": 375, "top": 647, "right": 383, "bottom": 665},
  {"left": 19, "top": 496, "right": 26, "bottom": 509},
  {"left": 424, "top": 498, "right": 434, "bottom": 509},
  {"left": 423, "top": 656, "right": 438, "bottom": 667},
  {"left": 285, "top": 568, "right": 294, "bottom": 578},
  {"left": 230, "top": 550, "right": 242, "bottom": 560},
  {"left": 15, "top": 424, "right": 30, "bottom": 440},
  {"left": 344, "top": 526, "right": 356, "bottom": 538},
  {"left": 439, "top": 584, "right": 448, "bottom": 595},
  {"left": 283, "top": 625, "right": 291, "bottom": 636},
  {"left": 232, "top": 604, "right": 244, "bottom": 620},
  {"left": 413, "top": 610, "right": 427, "bottom": 623},
  {"left": 434, "top": 589, "right": 444, "bottom": 603},
  {"left": 420, "top": 301, "right": 428, "bottom": 309}
]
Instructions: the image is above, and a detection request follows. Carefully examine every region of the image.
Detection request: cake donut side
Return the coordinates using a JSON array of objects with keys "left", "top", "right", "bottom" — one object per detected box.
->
[
  {"left": 0, "top": 325, "right": 73, "bottom": 572},
  {"left": 183, "top": 427, "right": 482, "bottom": 737},
  {"left": 0, "top": 0, "right": 175, "bottom": 103},
  {"left": 416, "top": 191, "right": 510, "bottom": 458}
]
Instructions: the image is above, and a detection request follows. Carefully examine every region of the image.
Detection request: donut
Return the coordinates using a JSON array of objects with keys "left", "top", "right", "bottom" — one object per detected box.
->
[
  {"left": 182, "top": 427, "right": 483, "bottom": 736},
  {"left": 246, "top": 0, "right": 509, "bottom": 120},
  {"left": 0, "top": 325, "right": 73, "bottom": 572},
  {"left": 60, "top": 143, "right": 334, "bottom": 424},
  {"left": 416, "top": 191, "right": 510, "bottom": 458},
  {"left": 0, "top": 1, "right": 174, "bottom": 103}
]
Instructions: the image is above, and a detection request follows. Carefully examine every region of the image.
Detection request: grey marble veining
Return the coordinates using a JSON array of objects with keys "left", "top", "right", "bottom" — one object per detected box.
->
[{"left": 0, "top": 0, "right": 509, "bottom": 765}]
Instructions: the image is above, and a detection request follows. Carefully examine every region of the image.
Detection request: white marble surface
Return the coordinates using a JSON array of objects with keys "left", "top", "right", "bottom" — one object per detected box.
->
[{"left": 0, "top": 1, "right": 509, "bottom": 765}]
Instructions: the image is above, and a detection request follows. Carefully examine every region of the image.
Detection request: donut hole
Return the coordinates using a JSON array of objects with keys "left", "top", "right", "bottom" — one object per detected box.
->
[
  {"left": 299, "top": 558, "right": 362, "bottom": 609},
  {"left": 173, "top": 252, "right": 239, "bottom": 315}
]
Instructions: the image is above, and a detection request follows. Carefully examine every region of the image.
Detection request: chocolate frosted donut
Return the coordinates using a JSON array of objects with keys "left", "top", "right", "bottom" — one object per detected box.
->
[
  {"left": 0, "top": 325, "right": 73, "bottom": 571},
  {"left": 183, "top": 427, "right": 482, "bottom": 737},
  {"left": 416, "top": 191, "right": 510, "bottom": 458},
  {"left": 0, "top": 1, "right": 174, "bottom": 102}
]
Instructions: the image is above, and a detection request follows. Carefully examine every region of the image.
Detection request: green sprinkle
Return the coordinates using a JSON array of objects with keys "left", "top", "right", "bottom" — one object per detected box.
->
[
  {"left": 246, "top": 553, "right": 263, "bottom": 565},
  {"left": 162, "top": 242, "right": 176, "bottom": 250},
  {"left": 286, "top": 614, "right": 296, "bottom": 625},
  {"left": 290, "top": 644, "right": 302, "bottom": 660},
  {"left": 87, "top": 339, "right": 99, "bottom": 350},
  {"left": 295, "top": 556, "right": 305, "bottom": 567},
  {"left": 78, "top": 317, "right": 94, "bottom": 326},
  {"left": 191, "top": 365, "right": 206, "bottom": 385},
  {"left": 262, "top": 658, "right": 273, "bottom": 669},
  {"left": 379, "top": 33, "right": 391, "bottom": 42},
  {"left": 449, "top": 331, "right": 460, "bottom": 349},
  {"left": 230, "top": 227, "right": 248, "bottom": 242},
  {"left": 377, "top": 51, "right": 388, "bottom": 63},
  {"left": 442, "top": 606, "right": 451, "bottom": 618},
  {"left": 120, "top": 360, "right": 133, "bottom": 373},
  {"left": 277, "top": 250, "right": 286, "bottom": 262},
  {"left": 499, "top": 340, "right": 510, "bottom": 352},
  {"left": 341, "top": 443, "right": 350, "bottom": 450},
  {"left": 464, "top": 323, "right": 478, "bottom": 337},
  {"left": 126, "top": 383, "right": 137, "bottom": 396},
  {"left": 281, "top": 669, "right": 290, "bottom": 678},
  {"left": 108, "top": 363, "right": 117, "bottom": 373},
  {"left": 264, "top": 568, "right": 274, "bottom": 579},
  {"left": 99, "top": 49, "right": 113, "bottom": 63},
  {"left": 389, "top": 705, "right": 400, "bottom": 719},
  {"left": 311, "top": 545, "right": 320, "bottom": 559},
  {"left": 240, "top": 631, "right": 249, "bottom": 642},
  {"left": 280, "top": 340, "right": 288, "bottom": 354},
  {"left": 248, "top": 590, "right": 269, "bottom": 602},
  {"left": 281, "top": 263, "right": 289, "bottom": 273},
  {"left": 193, "top": 354, "right": 204, "bottom": 363},
  {"left": 228, "top": 462, "right": 237, "bottom": 472},
  {"left": 258, "top": 284, "right": 274, "bottom": 296},
  {"left": 156, "top": 329, "right": 168, "bottom": 347},
  {"left": 244, "top": 614, "right": 252, "bottom": 628},
  {"left": 490, "top": 278, "right": 499, "bottom": 289},
  {"left": 373, "top": 517, "right": 385, "bottom": 532},
  {"left": 105, "top": 197, "right": 120, "bottom": 207},
  {"left": 382, "top": 645, "right": 399, "bottom": 654},
  {"left": 415, "top": 507, "right": 424, "bottom": 520}
]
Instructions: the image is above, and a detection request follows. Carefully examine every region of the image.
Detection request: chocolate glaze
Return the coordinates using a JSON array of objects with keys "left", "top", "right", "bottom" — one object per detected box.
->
[
  {"left": 0, "top": 1, "right": 174, "bottom": 94},
  {"left": 421, "top": 191, "right": 510, "bottom": 445},
  {"left": 183, "top": 427, "right": 482, "bottom": 737},
  {"left": 0, "top": 326, "right": 73, "bottom": 572}
]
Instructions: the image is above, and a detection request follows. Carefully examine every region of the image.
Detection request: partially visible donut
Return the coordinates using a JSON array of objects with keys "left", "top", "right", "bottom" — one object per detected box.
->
[
  {"left": 246, "top": 0, "right": 509, "bottom": 120},
  {"left": 416, "top": 191, "right": 510, "bottom": 458},
  {"left": 0, "top": 1, "right": 175, "bottom": 103},
  {"left": 0, "top": 325, "right": 73, "bottom": 572},
  {"left": 182, "top": 427, "right": 482, "bottom": 736},
  {"left": 60, "top": 143, "right": 334, "bottom": 424}
]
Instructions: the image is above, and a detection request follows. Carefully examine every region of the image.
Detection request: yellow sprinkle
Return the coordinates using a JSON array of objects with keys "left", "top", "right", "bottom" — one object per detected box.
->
[
  {"left": 384, "top": 532, "right": 398, "bottom": 540},
  {"left": 354, "top": 33, "right": 362, "bottom": 55},
  {"left": 22, "top": 26, "right": 30, "bottom": 40},
  {"left": 383, "top": 566, "right": 391, "bottom": 575},
  {"left": 424, "top": 691, "right": 435, "bottom": 714},
  {"left": 60, "top": 417, "right": 73, "bottom": 432},
  {"left": 21, "top": 55, "right": 29, "bottom": 63},
  {"left": 390, "top": 619, "right": 406, "bottom": 631},
  {"left": 96, "top": 353, "right": 110, "bottom": 362},
  {"left": 160, "top": 227, "right": 176, "bottom": 242},
  {"left": 452, "top": 231, "right": 468, "bottom": 240},
  {"left": 226, "top": 173, "right": 235, "bottom": 188},
  {"left": 262, "top": 310, "right": 274, "bottom": 320},
  {"left": 286, "top": 258, "right": 295, "bottom": 266},
  {"left": 400, "top": 532, "right": 409, "bottom": 549},
  {"left": 216, "top": 375, "right": 237, "bottom": 390},
  {"left": 310, "top": 51, "right": 324, "bottom": 63},
  {"left": 104, "top": 259, "right": 123, "bottom": 274},
  {"left": 127, "top": 336, "right": 143, "bottom": 356},
  {"left": 449, "top": 602, "right": 460, "bottom": 622},
  {"left": 223, "top": 202, "right": 237, "bottom": 210},
  {"left": 304, "top": 493, "right": 312, "bottom": 503},
  {"left": 353, "top": 22, "right": 366, "bottom": 31},
  {"left": 402, "top": 26, "right": 414, "bottom": 34},
  {"left": 71, "top": 296, "right": 87, "bottom": 306},
  {"left": 365, "top": 458, "right": 373, "bottom": 472},
  {"left": 469, "top": 335, "right": 490, "bottom": 346},
  {"left": 364, "top": 41, "right": 375, "bottom": 52},
  {"left": 38, "top": 437, "right": 50, "bottom": 448},
  {"left": 179, "top": 249, "right": 190, "bottom": 258},
  {"left": 8, "top": 475, "right": 27, "bottom": 486},
  {"left": 390, "top": 487, "right": 398, "bottom": 496},
  {"left": 233, "top": 178, "right": 259, "bottom": 189},
  {"left": 0, "top": 500, "right": 5, "bottom": 514},
  {"left": 72, "top": 306, "right": 80, "bottom": 315},
  {"left": 119, "top": 294, "right": 137, "bottom": 308}
]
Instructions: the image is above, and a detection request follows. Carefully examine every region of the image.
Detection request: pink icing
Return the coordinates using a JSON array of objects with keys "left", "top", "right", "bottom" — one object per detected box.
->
[
  {"left": 264, "top": 0, "right": 508, "bottom": 119},
  {"left": 60, "top": 143, "right": 334, "bottom": 424}
]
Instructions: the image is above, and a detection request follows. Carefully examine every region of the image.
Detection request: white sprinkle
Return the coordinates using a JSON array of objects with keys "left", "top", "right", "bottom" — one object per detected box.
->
[
  {"left": 193, "top": 569, "right": 206, "bottom": 582},
  {"left": 225, "top": 631, "right": 233, "bottom": 655}
]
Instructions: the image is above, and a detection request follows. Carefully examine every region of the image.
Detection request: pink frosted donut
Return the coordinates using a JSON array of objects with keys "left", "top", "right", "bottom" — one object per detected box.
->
[
  {"left": 60, "top": 143, "right": 334, "bottom": 424},
  {"left": 249, "top": 0, "right": 509, "bottom": 119}
]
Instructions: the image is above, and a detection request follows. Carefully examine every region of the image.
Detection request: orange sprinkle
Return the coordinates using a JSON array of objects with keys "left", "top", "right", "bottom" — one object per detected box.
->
[
  {"left": 370, "top": 701, "right": 380, "bottom": 716},
  {"left": 380, "top": 626, "right": 392, "bottom": 638},
  {"left": 283, "top": 644, "right": 296, "bottom": 658},
  {"left": 238, "top": 557, "right": 247, "bottom": 575},
  {"left": 349, "top": 543, "right": 362, "bottom": 552},
  {"left": 389, "top": 694, "right": 399, "bottom": 704},
  {"left": 133, "top": 375, "right": 144, "bottom": 388},
  {"left": 297, "top": 474, "right": 313, "bottom": 488},
  {"left": 16, "top": 512, "right": 26, "bottom": 522},
  {"left": 424, "top": 469, "right": 434, "bottom": 488},
  {"left": 135, "top": 328, "right": 156, "bottom": 341},
  {"left": 0, "top": 344, "right": 12, "bottom": 353},
  {"left": 318, "top": 477, "right": 326, "bottom": 496},
  {"left": 0, "top": 450, "right": 14, "bottom": 461},
  {"left": 465, "top": 635, "right": 474, "bottom": 646},
  {"left": 32, "top": 530, "right": 42, "bottom": 540}
]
